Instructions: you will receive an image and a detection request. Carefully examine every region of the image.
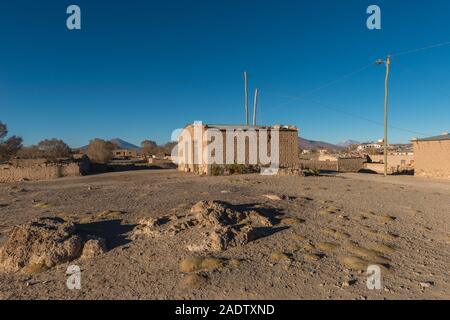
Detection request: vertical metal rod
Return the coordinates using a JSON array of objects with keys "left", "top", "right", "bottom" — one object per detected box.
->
[{"left": 253, "top": 88, "right": 259, "bottom": 126}]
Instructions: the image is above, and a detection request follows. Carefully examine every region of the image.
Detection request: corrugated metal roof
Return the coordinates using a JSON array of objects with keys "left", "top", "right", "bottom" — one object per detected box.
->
[
  {"left": 204, "top": 124, "right": 298, "bottom": 131},
  {"left": 414, "top": 132, "right": 450, "bottom": 142}
]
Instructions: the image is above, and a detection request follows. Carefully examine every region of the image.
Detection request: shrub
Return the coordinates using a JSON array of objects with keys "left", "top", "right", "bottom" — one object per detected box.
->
[
  {"left": 140, "top": 140, "right": 158, "bottom": 156},
  {"left": 225, "top": 164, "right": 246, "bottom": 175},
  {"left": 86, "top": 139, "right": 116, "bottom": 164},
  {"left": 0, "top": 121, "right": 23, "bottom": 162},
  {"left": 210, "top": 164, "right": 224, "bottom": 176},
  {"left": 36, "top": 139, "right": 72, "bottom": 161}
]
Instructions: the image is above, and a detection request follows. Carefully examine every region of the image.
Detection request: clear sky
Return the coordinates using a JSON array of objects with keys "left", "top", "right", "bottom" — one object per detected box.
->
[{"left": 1, "top": 0, "right": 450, "bottom": 147}]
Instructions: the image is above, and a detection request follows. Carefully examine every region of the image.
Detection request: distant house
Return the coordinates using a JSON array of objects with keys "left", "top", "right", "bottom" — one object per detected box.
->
[
  {"left": 113, "top": 149, "right": 141, "bottom": 159},
  {"left": 357, "top": 140, "right": 383, "bottom": 151},
  {"left": 412, "top": 132, "right": 450, "bottom": 179}
]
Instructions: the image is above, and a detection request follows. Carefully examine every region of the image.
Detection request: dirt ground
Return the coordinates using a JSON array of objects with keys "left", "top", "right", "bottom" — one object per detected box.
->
[{"left": 0, "top": 169, "right": 449, "bottom": 300}]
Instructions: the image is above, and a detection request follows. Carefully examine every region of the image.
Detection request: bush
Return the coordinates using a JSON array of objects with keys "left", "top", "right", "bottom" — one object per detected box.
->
[
  {"left": 36, "top": 139, "right": 72, "bottom": 161},
  {"left": 86, "top": 139, "right": 116, "bottom": 164},
  {"left": 0, "top": 121, "right": 23, "bottom": 162},
  {"left": 140, "top": 140, "right": 158, "bottom": 156},
  {"left": 16, "top": 146, "right": 42, "bottom": 159},
  {"left": 225, "top": 164, "right": 246, "bottom": 175},
  {"left": 210, "top": 164, "right": 224, "bottom": 176}
]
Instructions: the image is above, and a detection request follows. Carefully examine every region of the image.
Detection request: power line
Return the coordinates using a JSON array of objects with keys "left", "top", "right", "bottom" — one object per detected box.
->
[
  {"left": 273, "top": 95, "right": 432, "bottom": 137},
  {"left": 268, "top": 62, "right": 375, "bottom": 111},
  {"left": 261, "top": 39, "right": 450, "bottom": 139},
  {"left": 391, "top": 40, "right": 450, "bottom": 57}
]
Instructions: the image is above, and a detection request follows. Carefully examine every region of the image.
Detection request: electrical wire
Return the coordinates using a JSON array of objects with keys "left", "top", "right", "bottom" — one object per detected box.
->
[
  {"left": 268, "top": 62, "right": 375, "bottom": 111},
  {"left": 391, "top": 40, "right": 450, "bottom": 57}
]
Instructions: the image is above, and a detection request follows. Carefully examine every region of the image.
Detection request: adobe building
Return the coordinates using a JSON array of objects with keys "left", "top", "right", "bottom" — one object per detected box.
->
[
  {"left": 177, "top": 122, "right": 299, "bottom": 175},
  {"left": 112, "top": 149, "right": 141, "bottom": 159},
  {"left": 412, "top": 132, "right": 450, "bottom": 179}
]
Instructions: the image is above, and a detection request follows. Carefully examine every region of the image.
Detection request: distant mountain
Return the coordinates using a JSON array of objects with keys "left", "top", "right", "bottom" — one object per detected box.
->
[
  {"left": 337, "top": 140, "right": 360, "bottom": 148},
  {"left": 78, "top": 138, "right": 140, "bottom": 151},
  {"left": 298, "top": 137, "right": 344, "bottom": 151},
  {"left": 109, "top": 138, "right": 140, "bottom": 150}
]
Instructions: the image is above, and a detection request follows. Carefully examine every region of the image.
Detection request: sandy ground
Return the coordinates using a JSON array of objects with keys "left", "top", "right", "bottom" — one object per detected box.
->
[{"left": 0, "top": 169, "right": 449, "bottom": 300}]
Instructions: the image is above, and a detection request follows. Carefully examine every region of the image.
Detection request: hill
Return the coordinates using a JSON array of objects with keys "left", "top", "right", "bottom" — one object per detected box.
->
[
  {"left": 337, "top": 140, "right": 360, "bottom": 148},
  {"left": 298, "top": 137, "right": 344, "bottom": 151},
  {"left": 109, "top": 138, "right": 140, "bottom": 150}
]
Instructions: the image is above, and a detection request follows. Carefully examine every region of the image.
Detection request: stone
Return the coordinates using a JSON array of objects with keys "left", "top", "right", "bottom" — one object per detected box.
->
[
  {"left": 0, "top": 217, "right": 83, "bottom": 273},
  {"left": 81, "top": 237, "right": 107, "bottom": 259}
]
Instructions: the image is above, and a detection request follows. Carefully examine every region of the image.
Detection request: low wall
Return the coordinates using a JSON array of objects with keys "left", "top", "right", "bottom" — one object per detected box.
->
[
  {"left": 0, "top": 158, "right": 90, "bottom": 183},
  {"left": 299, "top": 160, "right": 338, "bottom": 171},
  {"left": 337, "top": 158, "right": 366, "bottom": 172},
  {"left": 299, "top": 158, "right": 365, "bottom": 173}
]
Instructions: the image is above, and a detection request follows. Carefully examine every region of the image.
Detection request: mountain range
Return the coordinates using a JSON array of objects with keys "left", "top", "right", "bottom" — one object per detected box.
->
[
  {"left": 81, "top": 137, "right": 347, "bottom": 152},
  {"left": 336, "top": 140, "right": 361, "bottom": 148},
  {"left": 298, "top": 137, "right": 345, "bottom": 151}
]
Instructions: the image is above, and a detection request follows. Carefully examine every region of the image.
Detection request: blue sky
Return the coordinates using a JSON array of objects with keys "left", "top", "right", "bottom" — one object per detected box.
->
[{"left": 1, "top": 0, "right": 450, "bottom": 147}]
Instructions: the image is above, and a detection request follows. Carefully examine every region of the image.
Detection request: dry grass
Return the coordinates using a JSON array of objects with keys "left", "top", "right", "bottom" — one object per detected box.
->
[
  {"left": 337, "top": 255, "right": 369, "bottom": 271},
  {"left": 32, "top": 202, "right": 51, "bottom": 209},
  {"left": 369, "top": 243, "right": 397, "bottom": 255},
  {"left": 270, "top": 251, "right": 290, "bottom": 262},
  {"left": 316, "top": 242, "right": 340, "bottom": 252},
  {"left": 345, "top": 242, "right": 390, "bottom": 265},
  {"left": 323, "top": 227, "right": 351, "bottom": 239},
  {"left": 22, "top": 262, "right": 49, "bottom": 275},
  {"left": 179, "top": 257, "right": 223, "bottom": 273},
  {"left": 303, "top": 253, "right": 322, "bottom": 261}
]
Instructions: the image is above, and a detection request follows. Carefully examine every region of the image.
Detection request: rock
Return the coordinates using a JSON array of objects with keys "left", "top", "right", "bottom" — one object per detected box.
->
[
  {"left": 0, "top": 217, "right": 83, "bottom": 273},
  {"left": 419, "top": 281, "right": 434, "bottom": 288},
  {"left": 341, "top": 279, "right": 357, "bottom": 288},
  {"left": 208, "top": 225, "right": 258, "bottom": 251},
  {"left": 81, "top": 237, "right": 107, "bottom": 259},
  {"left": 190, "top": 201, "right": 209, "bottom": 214},
  {"left": 136, "top": 200, "right": 280, "bottom": 252},
  {"left": 181, "top": 273, "right": 208, "bottom": 290},
  {"left": 263, "top": 194, "right": 282, "bottom": 201}
]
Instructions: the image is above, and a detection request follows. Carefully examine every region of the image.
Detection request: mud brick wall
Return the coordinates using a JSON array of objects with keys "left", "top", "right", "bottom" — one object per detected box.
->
[
  {"left": 0, "top": 159, "right": 90, "bottom": 183},
  {"left": 413, "top": 140, "right": 450, "bottom": 179},
  {"left": 337, "top": 158, "right": 365, "bottom": 172},
  {"left": 299, "top": 160, "right": 338, "bottom": 171},
  {"left": 178, "top": 124, "right": 300, "bottom": 174}
]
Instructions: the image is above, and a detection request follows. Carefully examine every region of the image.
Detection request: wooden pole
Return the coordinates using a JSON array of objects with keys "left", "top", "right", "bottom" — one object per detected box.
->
[
  {"left": 253, "top": 88, "right": 259, "bottom": 126},
  {"left": 383, "top": 55, "right": 391, "bottom": 177},
  {"left": 244, "top": 72, "right": 248, "bottom": 127}
]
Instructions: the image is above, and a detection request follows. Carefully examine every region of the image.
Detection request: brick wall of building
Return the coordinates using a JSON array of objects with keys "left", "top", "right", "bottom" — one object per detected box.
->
[
  {"left": 413, "top": 140, "right": 450, "bottom": 179},
  {"left": 177, "top": 124, "right": 299, "bottom": 174}
]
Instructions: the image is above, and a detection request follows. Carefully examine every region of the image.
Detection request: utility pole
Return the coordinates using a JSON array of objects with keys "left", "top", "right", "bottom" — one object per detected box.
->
[
  {"left": 244, "top": 72, "right": 249, "bottom": 127},
  {"left": 376, "top": 55, "right": 391, "bottom": 177}
]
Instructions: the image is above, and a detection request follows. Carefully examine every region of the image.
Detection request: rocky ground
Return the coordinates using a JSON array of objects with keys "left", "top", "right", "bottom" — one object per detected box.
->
[{"left": 0, "top": 169, "right": 449, "bottom": 300}]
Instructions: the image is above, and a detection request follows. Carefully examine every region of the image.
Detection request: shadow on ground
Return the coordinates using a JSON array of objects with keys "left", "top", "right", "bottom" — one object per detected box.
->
[{"left": 76, "top": 219, "right": 136, "bottom": 249}]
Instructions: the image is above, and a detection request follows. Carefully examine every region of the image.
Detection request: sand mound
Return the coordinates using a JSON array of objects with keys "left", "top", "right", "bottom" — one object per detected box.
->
[
  {"left": 134, "top": 200, "right": 282, "bottom": 252},
  {"left": 0, "top": 217, "right": 106, "bottom": 273}
]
